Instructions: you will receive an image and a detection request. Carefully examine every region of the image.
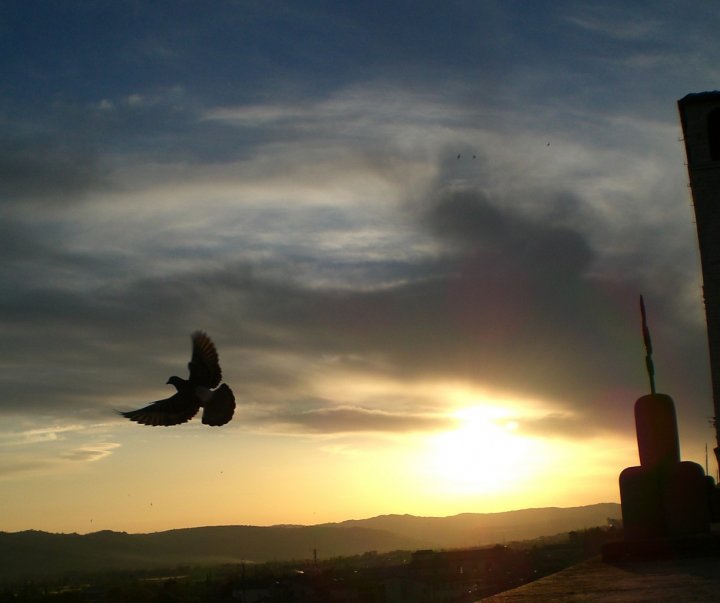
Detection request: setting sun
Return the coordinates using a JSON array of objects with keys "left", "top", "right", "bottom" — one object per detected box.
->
[{"left": 425, "top": 406, "right": 539, "bottom": 495}]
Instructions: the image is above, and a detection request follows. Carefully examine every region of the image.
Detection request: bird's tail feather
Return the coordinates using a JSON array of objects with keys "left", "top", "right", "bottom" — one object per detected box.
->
[{"left": 202, "top": 384, "right": 236, "bottom": 426}]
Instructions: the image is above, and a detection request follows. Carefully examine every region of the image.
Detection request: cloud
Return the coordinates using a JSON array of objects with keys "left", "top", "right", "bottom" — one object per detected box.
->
[
  {"left": 0, "top": 167, "right": 695, "bottom": 440},
  {"left": 514, "top": 412, "right": 616, "bottom": 440},
  {"left": 0, "top": 424, "right": 87, "bottom": 446},
  {"left": 0, "top": 444, "right": 120, "bottom": 480},
  {"left": 0, "top": 44, "right": 711, "bottom": 450},
  {"left": 258, "top": 405, "right": 458, "bottom": 435},
  {"left": 60, "top": 443, "right": 121, "bottom": 463},
  {"left": 0, "top": 459, "right": 53, "bottom": 479},
  {"left": 563, "top": 10, "right": 659, "bottom": 41},
  {"left": 0, "top": 138, "right": 109, "bottom": 208},
  {"left": 0, "top": 421, "right": 120, "bottom": 480},
  {"left": 422, "top": 188, "right": 594, "bottom": 276}
]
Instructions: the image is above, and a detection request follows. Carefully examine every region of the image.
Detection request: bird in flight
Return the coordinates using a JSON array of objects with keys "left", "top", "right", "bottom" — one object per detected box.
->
[{"left": 120, "top": 331, "right": 235, "bottom": 426}]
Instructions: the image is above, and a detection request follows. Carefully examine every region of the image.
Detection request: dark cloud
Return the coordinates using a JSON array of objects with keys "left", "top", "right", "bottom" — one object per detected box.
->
[
  {"left": 0, "top": 138, "right": 108, "bottom": 207},
  {"left": 515, "top": 412, "right": 625, "bottom": 440},
  {"left": 423, "top": 188, "right": 594, "bottom": 275},
  {"left": 0, "top": 183, "right": 682, "bottom": 438},
  {"left": 1, "top": 170, "right": 710, "bottom": 448}
]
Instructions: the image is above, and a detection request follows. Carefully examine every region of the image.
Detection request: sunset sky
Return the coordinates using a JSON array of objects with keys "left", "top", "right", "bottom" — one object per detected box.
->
[{"left": 2, "top": 1, "right": 720, "bottom": 534}]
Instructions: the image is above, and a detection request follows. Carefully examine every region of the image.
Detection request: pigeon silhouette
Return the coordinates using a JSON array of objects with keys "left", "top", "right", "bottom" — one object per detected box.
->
[{"left": 120, "top": 331, "right": 236, "bottom": 426}]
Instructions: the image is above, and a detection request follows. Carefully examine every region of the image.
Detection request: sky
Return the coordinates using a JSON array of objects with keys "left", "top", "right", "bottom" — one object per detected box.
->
[{"left": 2, "top": 0, "right": 720, "bottom": 535}]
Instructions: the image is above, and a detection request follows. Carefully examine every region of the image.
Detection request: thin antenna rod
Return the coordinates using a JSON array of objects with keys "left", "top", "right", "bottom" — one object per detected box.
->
[{"left": 640, "top": 295, "right": 656, "bottom": 394}]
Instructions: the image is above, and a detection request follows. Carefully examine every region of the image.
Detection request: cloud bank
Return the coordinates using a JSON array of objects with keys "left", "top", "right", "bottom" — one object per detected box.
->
[{"left": 0, "top": 1, "right": 715, "bottom": 451}]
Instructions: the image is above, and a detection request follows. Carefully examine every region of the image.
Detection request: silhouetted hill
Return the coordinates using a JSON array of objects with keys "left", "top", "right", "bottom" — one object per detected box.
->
[
  {"left": 0, "top": 525, "right": 421, "bottom": 582},
  {"left": 0, "top": 503, "right": 620, "bottom": 582},
  {"left": 326, "top": 503, "right": 621, "bottom": 549}
]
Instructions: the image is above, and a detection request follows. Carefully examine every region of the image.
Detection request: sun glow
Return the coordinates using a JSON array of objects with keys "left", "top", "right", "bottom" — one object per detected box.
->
[{"left": 423, "top": 405, "right": 550, "bottom": 495}]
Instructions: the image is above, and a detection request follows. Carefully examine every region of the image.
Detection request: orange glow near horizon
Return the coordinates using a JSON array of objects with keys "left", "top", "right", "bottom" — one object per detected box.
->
[{"left": 0, "top": 383, "right": 633, "bottom": 534}]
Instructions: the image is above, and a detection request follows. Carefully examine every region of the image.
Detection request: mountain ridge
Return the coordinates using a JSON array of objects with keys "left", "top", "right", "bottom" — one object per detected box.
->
[
  {"left": 324, "top": 502, "right": 621, "bottom": 549},
  {"left": 0, "top": 503, "right": 621, "bottom": 582}
]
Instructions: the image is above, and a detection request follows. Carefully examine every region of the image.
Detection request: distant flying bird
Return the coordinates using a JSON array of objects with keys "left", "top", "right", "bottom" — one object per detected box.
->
[{"left": 120, "top": 331, "right": 235, "bottom": 426}]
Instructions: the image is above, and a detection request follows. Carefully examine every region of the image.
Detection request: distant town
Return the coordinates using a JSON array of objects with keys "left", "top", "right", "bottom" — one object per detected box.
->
[{"left": 1, "top": 523, "right": 619, "bottom": 602}]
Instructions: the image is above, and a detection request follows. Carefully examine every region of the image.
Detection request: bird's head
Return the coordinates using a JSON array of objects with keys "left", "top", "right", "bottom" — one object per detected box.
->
[{"left": 167, "top": 375, "right": 185, "bottom": 390}]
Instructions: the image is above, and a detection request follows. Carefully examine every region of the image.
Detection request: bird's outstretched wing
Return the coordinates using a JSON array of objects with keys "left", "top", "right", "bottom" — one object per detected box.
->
[
  {"left": 120, "top": 392, "right": 201, "bottom": 426},
  {"left": 201, "top": 384, "right": 236, "bottom": 426},
  {"left": 188, "top": 331, "right": 222, "bottom": 388}
]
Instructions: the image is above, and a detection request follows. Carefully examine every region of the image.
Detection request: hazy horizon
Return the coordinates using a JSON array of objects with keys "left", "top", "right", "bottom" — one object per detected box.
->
[
  {"left": 2, "top": 1, "right": 719, "bottom": 534},
  {"left": 3, "top": 501, "right": 621, "bottom": 536}
]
